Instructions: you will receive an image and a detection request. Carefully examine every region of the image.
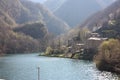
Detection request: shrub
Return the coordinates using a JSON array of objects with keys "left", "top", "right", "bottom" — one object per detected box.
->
[
  {"left": 45, "top": 46, "right": 53, "bottom": 55},
  {"left": 94, "top": 39, "right": 120, "bottom": 73}
]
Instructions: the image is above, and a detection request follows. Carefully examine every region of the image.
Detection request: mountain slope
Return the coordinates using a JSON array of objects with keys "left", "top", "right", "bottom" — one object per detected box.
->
[
  {"left": 44, "top": 0, "right": 115, "bottom": 13},
  {"left": 96, "top": 1, "right": 120, "bottom": 38},
  {"left": 0, "top": 0, "right": 66, "bottom": 54},
  {"left": 14, "top": 22, "right": 48, "bottom": 39},
  {"left": 81, "top": 0, "right": 120, "bottom": 31},
  {"left": 0, "top": 9, "right": 16, "bottom": 27},
  {"left": 20, "top": 0, "right": 70, "bottom": 35},
  {"left": 60, "top": 0, "right": 118, "bottom": 44},
  {"left": 0, "top": 0, "right": 36, "bottom": 24},
  {"left": 0, "top": 0, "right": 69, "bottom": 35},
  {"left": 54, "top": 0, "right": 102, "bottom": 27}
]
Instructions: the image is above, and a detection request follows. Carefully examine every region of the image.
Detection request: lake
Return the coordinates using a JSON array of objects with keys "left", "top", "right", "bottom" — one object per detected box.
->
[{"left": 0, "top": 54, "right": 119, "bottom": 80}]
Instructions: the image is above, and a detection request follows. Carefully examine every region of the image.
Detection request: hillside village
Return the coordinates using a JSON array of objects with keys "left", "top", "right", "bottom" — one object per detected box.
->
[{"left": 44, "top": 32, "right": 108, "bottom": 60}]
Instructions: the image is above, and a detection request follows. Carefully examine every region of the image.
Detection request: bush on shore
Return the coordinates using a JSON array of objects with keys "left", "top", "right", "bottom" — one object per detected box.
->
[{"left": 94, "top": 39, "right": 120, "bottom": 74}]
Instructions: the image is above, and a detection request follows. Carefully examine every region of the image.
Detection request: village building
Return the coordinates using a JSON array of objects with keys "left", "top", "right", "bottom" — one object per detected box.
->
[
  {"left": 85, "top": 37, "right": 107, "bottom": 49},
  {"left": 67, "top": 36, "right": 84, "bottom": 54},
  {"left": 66, "top": 32, "right": 107, "bottom": 59},
  {"left": 85, "top": 33, "right": 107, "bottom": 49}
]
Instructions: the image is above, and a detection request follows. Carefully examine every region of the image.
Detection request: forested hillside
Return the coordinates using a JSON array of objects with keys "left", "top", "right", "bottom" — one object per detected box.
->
[
  {"left": 0, "top": 26, "right": 40, "bottom": 54},
  {"left": 20, "top": 0, "right": 69, "bottom": 35},
  {"left": 81, "top": 0, "right": 120, "bottom": 31},
  {"left": 0, "top": 0, "right": 69, "bottom": 55},
  {"left": 79, "top": 0, "right": 120, "bottom": 38},
  {"left": 14, "top": 22, "right": 48, "bottom": 39},
  {"left": 0, "top": 0, "right": 69, "bottom": 35}
]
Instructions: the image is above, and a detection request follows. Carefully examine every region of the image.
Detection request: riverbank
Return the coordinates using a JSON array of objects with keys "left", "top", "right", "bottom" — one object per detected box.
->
[
  {"left": 0, "top": 53, "right": 6, "bottom": 57},
  {"left": 39, "top": 53, "right": 80, "bottom": 59},
  {"left": 39, "top": 50, "right": 96, "bottom": 60},
  {"left": 40, "top": 53, "right": 120, "bottom": 78}
]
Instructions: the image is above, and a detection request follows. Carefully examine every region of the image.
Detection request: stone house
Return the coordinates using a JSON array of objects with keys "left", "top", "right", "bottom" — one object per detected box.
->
[{"left": 85, "top": 33, "right": 107, "bottom": 49}]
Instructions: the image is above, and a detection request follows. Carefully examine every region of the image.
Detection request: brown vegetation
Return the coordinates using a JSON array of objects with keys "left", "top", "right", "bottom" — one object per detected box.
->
[
  {"left": 0, "top": 0, "right": 70, "bottom": 55},
  {"left": 81, "top": 0, "right": 120, "bottom": 31},
  {"left": 0, "top": 26, "right": 40, "bottom": 54},
  {"left": 94, "top": 39, "right": 120, "bottom": 74}
]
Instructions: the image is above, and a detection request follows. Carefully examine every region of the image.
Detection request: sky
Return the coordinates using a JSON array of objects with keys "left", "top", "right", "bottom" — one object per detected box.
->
[
  {"left": 30, "top": 0, "right": 47, "bottom": 3},
  {"left": 94, "top": 0, "right": 116, "bottom": 8},
  {"left": 30, "top": 0, "right": 116, "bottom": 6}
]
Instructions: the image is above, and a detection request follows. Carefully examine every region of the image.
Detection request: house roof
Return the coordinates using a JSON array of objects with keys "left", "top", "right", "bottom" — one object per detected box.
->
[
  {"left": 76, "top": 44, "right": 84, "bottom": 46},
  {"left": 88, "top": 37, "right": 107, "bottom": 41},
  {"left": 88, "top": 37, "right": 101, "bottom": 40}
]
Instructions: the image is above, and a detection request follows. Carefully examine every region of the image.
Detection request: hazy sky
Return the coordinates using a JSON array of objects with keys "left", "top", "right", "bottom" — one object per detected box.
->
[
  {"left": 30, "top": 0, "right": 116, "bottom": 5},
  {"left": 30, "top": 0, "right": 47, "bottom": 3},
  {"left": 95, "top": 0, "right": 116, "bottom": 8}
]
